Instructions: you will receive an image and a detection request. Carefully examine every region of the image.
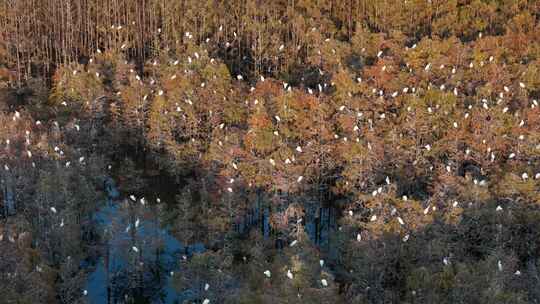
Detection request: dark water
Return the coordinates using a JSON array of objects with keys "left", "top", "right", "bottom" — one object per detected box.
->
[
  {"left": 85, "top": 179, "right": 337, "bottom": 303},
  {"left": 234, "top": 200, "right": 338, "bottom": 247}
]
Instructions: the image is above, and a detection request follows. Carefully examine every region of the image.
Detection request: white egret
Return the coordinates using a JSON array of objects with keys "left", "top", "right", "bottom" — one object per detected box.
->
[{"left": 287, "top": 269, "right": 294, "bottom": 279}]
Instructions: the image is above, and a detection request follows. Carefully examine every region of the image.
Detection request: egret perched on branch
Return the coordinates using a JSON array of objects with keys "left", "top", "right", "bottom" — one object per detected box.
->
[{"left": 286, "top": 269, "right": 294, "bottom": 279}]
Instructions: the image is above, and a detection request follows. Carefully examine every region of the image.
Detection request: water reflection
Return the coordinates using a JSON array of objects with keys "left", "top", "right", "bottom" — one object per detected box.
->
[{"left": 85, "top": 179, "right": 337, "bottom": 303}]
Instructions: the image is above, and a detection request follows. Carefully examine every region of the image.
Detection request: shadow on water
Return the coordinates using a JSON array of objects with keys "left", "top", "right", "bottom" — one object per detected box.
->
[
  {"left": 85, "top": 177, "right": 340, "bottom": 303},
  {"left": 85, "top": 178, "right": 206, "bottom": 304}
]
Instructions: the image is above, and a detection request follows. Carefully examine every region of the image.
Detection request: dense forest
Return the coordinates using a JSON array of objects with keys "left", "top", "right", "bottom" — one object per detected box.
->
[{"left": 1, "top": 0, "right": 540, "bottom": 303}]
